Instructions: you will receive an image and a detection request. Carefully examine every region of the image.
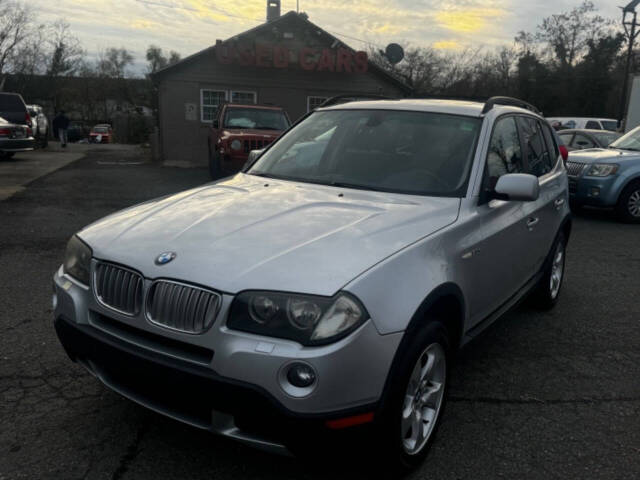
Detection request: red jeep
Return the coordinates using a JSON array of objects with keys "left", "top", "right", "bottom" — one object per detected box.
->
[{"left": 208, "top": 103, "right": 291, "bottom": 179}]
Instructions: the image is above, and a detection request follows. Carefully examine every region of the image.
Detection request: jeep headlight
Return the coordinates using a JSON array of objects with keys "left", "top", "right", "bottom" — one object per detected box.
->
[
  {"left": 63, "top": 235, "right": 92, "bottom": 285},
  {"left": 231, "top": 139, "right": 242, "bottom": 151},
  {"left": 586, "top": 163, "right": 618, "bottom": 177},
  {"left": 228, "top": 292, "right": 368, "bottom": 345}
]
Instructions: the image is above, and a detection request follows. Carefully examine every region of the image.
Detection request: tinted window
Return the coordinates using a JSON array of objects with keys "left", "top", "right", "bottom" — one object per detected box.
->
[
  {"left": 572, "top": 134, "right": 595, "bottom": 149},
  {"left": 486, "top": 116, "right": 523, "bottom": 188},
  {"left": 250, "top": 110, "right": 482, "bottom": 197},
  {"left": 0, "top": 94, "right": 26, "bottom": 112},
  {"left": 601, "top": 121, "right": 618, "bottom": 132},
  {"left": 517, "top": 117, "right": 553, "bottom": 177},
  {"left": 585, "top": 121, "right": 601, "bottom": 130}
]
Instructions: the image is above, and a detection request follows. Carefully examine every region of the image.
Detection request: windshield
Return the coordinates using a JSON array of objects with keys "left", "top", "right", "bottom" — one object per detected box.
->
[
  {"left": 610, "top": 126, "right": 640, "bottom": 151},
  {"left": 248, "top": 109, "right": 482, "bottom": 197},
  {"left": 593, "top": 131, "right": 620, "bottom": 147},
  {"left": 601, "top": 121, "right": 618, "bottom": 132},
  {"left": 224, "top": 108, "right": 289, "bottom": 130}
]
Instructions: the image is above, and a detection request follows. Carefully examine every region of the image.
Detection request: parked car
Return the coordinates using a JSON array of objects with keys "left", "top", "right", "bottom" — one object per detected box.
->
[
  {"left": 547, "top": 117, "right": 618, "bottom": 132},
  {"left": 207, "top": 103, "right": 290, "bottom": 179},
  {"left": 26, "top": 104, "right": 49, "bottom": 147},
  {"left": 67, "top": 121, "right": 90, "bottom": 143},
  {"left": 558, "top": 129, "right": 621, "bottom": 151},
  {"left": 566, "top": 125, "right": 640, "bottom": 222},
  {"left": 90, "top": 124, "right": 113, "bottom": 143},
  {"left": 53, "top": 96, "right": 571, "bottom": 470},
  {"left": 0, "top": 116, "right": 36, "bottom": 159},
  {"left": 0, "top": 92, "right": 31, "bottom": 129}
]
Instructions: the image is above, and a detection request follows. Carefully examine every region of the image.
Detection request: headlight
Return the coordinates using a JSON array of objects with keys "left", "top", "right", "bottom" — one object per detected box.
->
[
  {"left": 230, "top": 139, "right": 242, "bottom": 151},
  {"left": 586, "top": 163, "right": 618, "bottom": 177},
  {"left": 228, "top": 291, "right": 368, "bottom": 345},
  {"left": 63, "top": 235, "right": 92, "bottom": 285}
]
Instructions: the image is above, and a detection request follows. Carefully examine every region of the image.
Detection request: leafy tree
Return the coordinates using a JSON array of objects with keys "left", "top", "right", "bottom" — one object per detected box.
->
[
  {"left": 97, "top": 47, "right": 134, "bottom": 78},
  {"left": 0, "top": 0, "right": 32, "bottom": 76},
  {"left": 146, "top": 45, "right": 181, "bottom": 74}
]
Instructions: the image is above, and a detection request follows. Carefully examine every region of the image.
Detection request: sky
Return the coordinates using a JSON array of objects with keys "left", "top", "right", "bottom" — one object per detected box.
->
[{"left": 27, "top": 0, "right": 623, "bottom": 76}]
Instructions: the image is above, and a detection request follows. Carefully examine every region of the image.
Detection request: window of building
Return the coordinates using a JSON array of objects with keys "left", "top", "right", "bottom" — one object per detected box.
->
[
  {"left": 201, "top": 89, "right": 227, "bottom": 123},
  {"left": 231, "top": 91, "right": 257, "bottom": 104},
  {"left": 307, "top": 96, "right": 328, "bottom": 112}
]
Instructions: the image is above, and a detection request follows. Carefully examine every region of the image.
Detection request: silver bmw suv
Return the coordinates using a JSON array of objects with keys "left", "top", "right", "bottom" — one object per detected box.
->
[{"left": 53, "top": 96, "right": 571, "bottom": 470}]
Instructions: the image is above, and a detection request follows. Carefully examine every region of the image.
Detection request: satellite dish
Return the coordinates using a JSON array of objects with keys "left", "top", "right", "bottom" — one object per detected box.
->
[{"left": 385, "top": 43, "right": 404, "bottom": 64}]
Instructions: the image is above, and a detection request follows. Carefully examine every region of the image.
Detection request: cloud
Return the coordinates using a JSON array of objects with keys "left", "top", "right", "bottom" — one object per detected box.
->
[
  {"left": 433, "top": 40, "right": 462, "bottom": 50},
  {"left": 435, "top": 8, "right": 508, "bottom": 33}
]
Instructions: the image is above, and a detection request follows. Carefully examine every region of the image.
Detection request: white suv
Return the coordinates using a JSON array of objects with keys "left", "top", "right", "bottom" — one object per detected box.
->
[{"left": 53, "top": 96, "right": 571, "bottom": 470}]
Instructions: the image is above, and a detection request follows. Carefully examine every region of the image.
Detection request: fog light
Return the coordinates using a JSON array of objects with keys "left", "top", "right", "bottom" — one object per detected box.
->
[
  {"left": 590, "top": 187, "right": 600, "bottom": 197},
  {"left": 286, "top": 363, "right": 316, "bottom": 388}
]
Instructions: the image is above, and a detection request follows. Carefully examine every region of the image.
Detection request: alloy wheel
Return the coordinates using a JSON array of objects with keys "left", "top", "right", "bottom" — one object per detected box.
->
[
  {"left": 550, "top": 241, "right": 565, "bottom": 299},
  {"left": 628, "top": 189, "right": 640, "bottom": 218},
  {"left": 401, "top": 343, "right": 446, "bottom": 455}
]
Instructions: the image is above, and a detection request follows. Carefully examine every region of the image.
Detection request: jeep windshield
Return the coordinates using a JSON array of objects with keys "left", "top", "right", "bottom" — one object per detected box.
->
[
  {"left": 248, "top": 109, "right": 481, "bottom": 197},
  {"left": 224, "top": 108, "right": 289, "bottom": 130}
]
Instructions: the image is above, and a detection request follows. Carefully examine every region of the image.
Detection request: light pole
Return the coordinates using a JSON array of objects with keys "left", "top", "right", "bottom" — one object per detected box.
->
[{"left": 619, "top": 0, "right": 640, "bottom": 127}]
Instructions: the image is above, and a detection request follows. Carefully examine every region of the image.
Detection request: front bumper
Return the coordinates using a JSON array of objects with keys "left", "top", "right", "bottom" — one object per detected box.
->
[
  {"left": 568, "top": 174, "right": 620, "bottom": 207},
  {"left": 53, "top": 266, "right": 402, "bottom": 450}
]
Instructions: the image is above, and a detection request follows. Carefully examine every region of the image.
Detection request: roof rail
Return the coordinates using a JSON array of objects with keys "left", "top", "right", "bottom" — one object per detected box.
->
[
  {"left": 317, "top": 94, "right": 396, "bottom": 108},
  {"left": 482, "top": 96, "right": 542, "bottom": 115}
]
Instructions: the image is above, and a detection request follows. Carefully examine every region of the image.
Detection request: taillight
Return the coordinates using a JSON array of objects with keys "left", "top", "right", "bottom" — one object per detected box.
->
[
  {"left": 0, "top": 128, "right": 10, "bottom": 136},
  {"left": 559, "top": 145, "right": 569, "bottom": 162},
  {"left": 25, "top": 112, "right": 31, "bottom": 125},
  {"left": 27, "top": 127, "right": 33, "bottom": 136}
]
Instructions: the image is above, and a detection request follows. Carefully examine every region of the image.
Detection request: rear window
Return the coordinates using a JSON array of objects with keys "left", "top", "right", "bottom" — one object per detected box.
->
[
  {"left": 0, "top": 94, "right": 26, "bottom": 112},
  {"left": 601, "top": 121, "right": 618, "bottom": 132}
]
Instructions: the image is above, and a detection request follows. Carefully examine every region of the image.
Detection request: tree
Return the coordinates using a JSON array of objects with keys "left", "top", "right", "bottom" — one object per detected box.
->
[
  {"left": 46, "top": 20, "right": 84, "bottom": 77},
  {"left": 0, "top": 0, "right": 31, "bottom": 75},
  {"left": 145, "top": 44, "right": 180, "bottom": 74},
  {"left": 97, "top": 47, "right": 134, "bottom": 78}
]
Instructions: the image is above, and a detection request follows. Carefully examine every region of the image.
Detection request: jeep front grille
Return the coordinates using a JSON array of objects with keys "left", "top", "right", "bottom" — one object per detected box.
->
[
  {"left": 243, "top": 139, "right": 271, "bottom": 154},
  {"left": 565, "top": 161, "right": 586, "bottom": 176},
  {"left": 94, "top": 262, "right": 144, "bottom": 315},
  {"left": 146, "top": 280, "right": 220, "bottom": 334}
]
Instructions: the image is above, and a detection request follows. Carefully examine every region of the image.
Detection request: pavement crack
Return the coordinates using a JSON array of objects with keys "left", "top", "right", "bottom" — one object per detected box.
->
[
  {"left": 111, "top": 421, "right": 149, "bottom": 480},
  {"left": 448, "top": 395, "right": 640, "bottom": 405}
]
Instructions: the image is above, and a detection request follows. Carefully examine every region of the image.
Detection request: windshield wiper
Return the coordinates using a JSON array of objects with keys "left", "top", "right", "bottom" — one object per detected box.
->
[
  {"left": 255, "top": 126, "right": 280, "bottom": 130},
  {"left": 329, "top": 181, "right": 391, "bottom": 193},
  {"left": 611, "top": 146, "right": 640, "bottom": 151}
]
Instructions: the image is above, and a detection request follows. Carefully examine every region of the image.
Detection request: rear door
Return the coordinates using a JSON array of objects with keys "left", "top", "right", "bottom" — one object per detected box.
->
[
  {"left": 516, "top": 116, "right": 566, "bottom": 273},
  {"left": 0, "top": 94, "right": 28, "bottom": 125}
]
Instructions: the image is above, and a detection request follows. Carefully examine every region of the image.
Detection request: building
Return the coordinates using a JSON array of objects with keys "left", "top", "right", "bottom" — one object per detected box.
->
[{"left": 152, "top": 2, "right": 411, "bottom": 166}]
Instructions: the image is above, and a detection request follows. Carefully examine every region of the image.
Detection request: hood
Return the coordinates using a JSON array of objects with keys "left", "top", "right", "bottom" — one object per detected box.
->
[
  {"left": 79, "top": 174, "right": 460, "bottom": 296},
  {"left": 568, "top": 148, "right": 640, "bottom": 164}
]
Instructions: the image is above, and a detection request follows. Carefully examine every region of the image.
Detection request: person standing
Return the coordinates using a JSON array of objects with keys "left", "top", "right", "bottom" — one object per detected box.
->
[{"left": 53, "top": 111, "right": 70, "bottom": 147}]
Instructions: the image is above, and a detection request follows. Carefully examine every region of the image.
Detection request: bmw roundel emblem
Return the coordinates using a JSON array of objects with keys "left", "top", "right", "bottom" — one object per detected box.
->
[{"left": 155, "top": 252, "right": 176, "bottom": 265}]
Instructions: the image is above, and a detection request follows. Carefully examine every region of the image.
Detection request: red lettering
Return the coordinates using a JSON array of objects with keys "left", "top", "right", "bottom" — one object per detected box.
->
[
  {"left": 299, "top": 48, "right": 317, "bottom": 71},
  {"left": 215, "top": 40, "right": 233, "bottom": 65},
  {"left": 255, "top": 43, "right": 272, "bottom": 68},
  {"left": 236, "top": 44, "right": 255, "bottom": 66},
  {"left": 336, "top": 48, "right": 353, "bottom": 73},
  {"left": 273, "top": 46, "right": 289, "bottom": 68},
  {"left": 316, "top": 49, "right": 335, "bottom": 72},
  {"left": 354, "top": 51, "right": 368, "bottom": 73}
]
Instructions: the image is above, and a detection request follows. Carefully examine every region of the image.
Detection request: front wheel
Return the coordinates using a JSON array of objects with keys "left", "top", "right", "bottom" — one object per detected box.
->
[
  {"left": 374, "top": 321, "right": 450, "bottom": 472},
  {"left": 616, "top": 180, "right": 640, "bottom": 224}
]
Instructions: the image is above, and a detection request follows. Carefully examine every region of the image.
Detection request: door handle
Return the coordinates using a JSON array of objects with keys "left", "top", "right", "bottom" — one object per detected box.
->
[
  {"left": 554, "top": 197, "right": 565, "bottom": 209},
  {"left": 527, "top": 217, "right": 539, "bottom": 230}
]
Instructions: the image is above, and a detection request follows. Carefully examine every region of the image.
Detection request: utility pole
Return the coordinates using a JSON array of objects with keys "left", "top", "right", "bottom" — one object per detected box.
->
[{"left": 619, "top": 1, "right": 640, "bottom": 127}]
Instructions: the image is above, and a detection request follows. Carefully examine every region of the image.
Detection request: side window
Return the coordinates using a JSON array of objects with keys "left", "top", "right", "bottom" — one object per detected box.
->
[
  {"left": 485, "top": 116, "right": 523, "bottom": 189},
  {"left": 541, "top": 122, "right": 559, "bottom": 168},
  {"left": 572, "top": 134, "right": 595, "bottom": 150},
  {"left": 585, "top": 120, "right": 601, "bottom": 130},
  {"left": 517, "top": 116, "right": 552, "bottom": 177},
  {"left": 558, "top": 133, "right": 574, "bottom": 147}
]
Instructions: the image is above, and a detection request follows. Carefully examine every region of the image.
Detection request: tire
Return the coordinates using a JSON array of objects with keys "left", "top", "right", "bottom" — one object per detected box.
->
[
  {"left": 208, "top": 144, "right": 222, "bottom": 180},
  {"left": 531, "top": 231, "right": 567, "bottom": 310},
  {"left": 373, "top": 321, "right": 450, "bottom": 473},
  {"left": 615, "top": 180, "right": 640, "bottom": 224},
  {"left": 0, "top": 152, "right": 15, "bottom": 160},
  {"left": 41, "top": 133, "right": 48, "bottom": 148}
]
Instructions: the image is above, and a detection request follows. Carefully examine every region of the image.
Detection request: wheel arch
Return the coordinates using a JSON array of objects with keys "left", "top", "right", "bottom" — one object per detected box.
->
[{"left": 617, "top": 175, "right": 640, "bottom": 203}]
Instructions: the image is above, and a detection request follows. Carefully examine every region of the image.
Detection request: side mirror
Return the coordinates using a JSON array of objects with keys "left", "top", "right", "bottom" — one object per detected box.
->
[
  {"left": 212, "top": 120, "right": 219, "bottom": 129},
  {"left": 244, "top": 149, "right": 265, "bottom": 170},
  {"left": 494, "top": 173, "right": 539, "bottom": 202}
]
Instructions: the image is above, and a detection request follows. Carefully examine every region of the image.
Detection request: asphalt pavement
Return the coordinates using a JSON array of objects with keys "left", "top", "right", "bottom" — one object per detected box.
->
[{"left": 0, "top": 148, "right": 638, "bottom": 479}]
